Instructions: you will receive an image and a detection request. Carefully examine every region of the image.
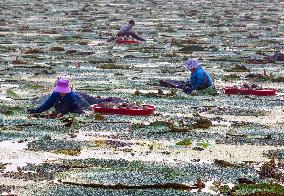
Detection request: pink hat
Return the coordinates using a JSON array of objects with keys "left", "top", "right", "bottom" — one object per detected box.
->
[
  {"left": 184, "top": 59, "right": 200, "bottom": 70},
  {"left": 53, "top": 78, "right": 72, "bottom": 93}
]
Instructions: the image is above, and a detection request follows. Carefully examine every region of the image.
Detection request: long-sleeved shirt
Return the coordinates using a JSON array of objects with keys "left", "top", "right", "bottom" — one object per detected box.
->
[
  {"left": 116, "top": 24, "right": 145, "bottom": 41},
  {"left": 33, "top": 92, "right": 84, "bottom": 115},
  {"left": 186, "top": 66, "right": 213, "bottom": 93},
  {"left": 118, "top": 24, "right": 133, "bottom": 34}
]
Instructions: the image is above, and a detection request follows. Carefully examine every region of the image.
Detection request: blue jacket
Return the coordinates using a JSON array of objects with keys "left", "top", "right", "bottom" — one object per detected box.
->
[
  {"left": 187, "top": 66, "right": 213, "bottom": 93},
  {"left": 33, "top": 92, "right": 84, "bottom": 115}
]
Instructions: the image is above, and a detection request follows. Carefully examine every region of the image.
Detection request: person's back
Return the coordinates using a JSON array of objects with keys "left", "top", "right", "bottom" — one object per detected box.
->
[
  {"left": 190, "top": 66, "right": 213, "bottom": 91},
  {"left": 183, "top": 59, "right": 215, "bottom": 95},
  {"left": 53, "top": 92, "right": 83, "bottom": 115}
]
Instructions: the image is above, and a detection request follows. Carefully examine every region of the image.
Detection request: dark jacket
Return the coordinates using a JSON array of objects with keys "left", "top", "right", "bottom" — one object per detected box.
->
[{"left": 32, "top": 92, "right": 83, "bottom": 115}]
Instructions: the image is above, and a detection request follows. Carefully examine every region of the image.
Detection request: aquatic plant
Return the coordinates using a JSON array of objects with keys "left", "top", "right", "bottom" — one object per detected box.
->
[
  {"left": 224, "top": 64, "right": 250, "bottom": 72},
  {"left": 176, "top": 139, "right": 192, "bottom": 146},
  {"left": 6, "top": 89, "right": 21, "bottom": 99}
]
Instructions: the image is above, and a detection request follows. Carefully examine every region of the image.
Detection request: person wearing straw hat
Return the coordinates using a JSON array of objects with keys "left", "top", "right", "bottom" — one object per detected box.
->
[
  {"left": 183, "top": 59, "right": 215, "bottom": 96},
  {"left": 27, "top": 78, "right": 84, "bottom": 115}
]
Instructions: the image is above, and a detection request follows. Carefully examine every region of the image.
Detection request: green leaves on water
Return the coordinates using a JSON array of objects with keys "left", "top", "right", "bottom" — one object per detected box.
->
[
  {"left": 0, "top": 104, "right": 24, "bottom": 115},
  {"left": 233, "top": 183, "right": 284, "bottom": 195},
  {"left": 54, "top": 149, "right": 81, "bottom": 156},
  {"left": 6, "top": 88, "right": 21, "bottom": 99},
  {"left": 50, "top": 46, "right": 65, "bottom": 52},
  {"left": 96, "top": 63, "right": 131, "bottom": 69},
  {"left": 176, "top": 139, "right": 192, "bottom": 146},
  {"left": 222, "top": 74, "right": 241, "bottom": 81},
  {"left": 224, "top": 64, "right": 250, "bottom": 72},
  {"left": 25, "top": 82, "right": 45, "bottom": 90},
  {"left": 197, "top": 141, "right": 209, "bottom": 148}
]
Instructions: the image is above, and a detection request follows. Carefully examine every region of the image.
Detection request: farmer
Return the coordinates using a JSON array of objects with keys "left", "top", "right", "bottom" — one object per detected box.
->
[
  {"left": 183, "top": 59, "right": 216, "bottom": 96},
  {"left": 108, "top": 20, "right": 146, "bottom": 42},
  {"left": 27, "top": 78, "right": 124, "bottom": 116}
]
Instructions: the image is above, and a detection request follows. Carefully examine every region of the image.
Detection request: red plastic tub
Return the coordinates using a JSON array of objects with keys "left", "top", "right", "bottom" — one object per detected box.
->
[
  {"left": 116, "top": 39, "right": 139, "bottom": 45},
  {"left": 224, "top": 87, "right": 277, "bottom": 96},
  {"left": 91, "top": 104, "right": 156, "bottom": 116}
]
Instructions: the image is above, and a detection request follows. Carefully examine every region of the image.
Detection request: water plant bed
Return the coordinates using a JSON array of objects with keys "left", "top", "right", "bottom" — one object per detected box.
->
[
  {"left": 0, "top": 0, "right": 284, "bottom": 195},
  {"left": 55, "top": 159, "right": 257, "bottom": 192}
]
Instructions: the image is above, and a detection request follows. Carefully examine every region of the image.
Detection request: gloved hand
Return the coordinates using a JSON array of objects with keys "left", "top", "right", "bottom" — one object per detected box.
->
[
  {"left": 191, "top": 90, "right": 198, "bottom": 96},
  {"left": 27, "top": 108, "right": 37, "bottom": 114},
  {"left": 182, "top": 85, "right": 191, "bottom": 94}
]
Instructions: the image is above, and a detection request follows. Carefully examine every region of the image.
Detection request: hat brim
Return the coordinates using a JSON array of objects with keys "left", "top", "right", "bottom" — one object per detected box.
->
[
  {"left": 53, "top": 86, "right": 71, "bottom": 93},
  {"left": 183, "top": 63, "right": 199, "bottom": 70}
]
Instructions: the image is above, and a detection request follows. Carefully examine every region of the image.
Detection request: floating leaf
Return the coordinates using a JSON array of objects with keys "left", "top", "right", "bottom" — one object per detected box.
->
[
  {"left": 233, "top": 183, "right": 284, "bottom": 195},
  {"left": 176, "top": 139, "right": 192, "bottom": 146},
  {"left": 54, "top": 149, "right": 81, "bottom": 156},
  {"left": 6, "top": 88, "right": 21, "bottom": 99}
]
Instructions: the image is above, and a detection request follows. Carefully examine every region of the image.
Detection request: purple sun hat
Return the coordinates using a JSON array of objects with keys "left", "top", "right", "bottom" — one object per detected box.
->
[
  {"left": 53, "top": 78, "right": 72, "bottom": 93},
  {"left": 184, "top": 59, "right": 200, "bottom": 70}
]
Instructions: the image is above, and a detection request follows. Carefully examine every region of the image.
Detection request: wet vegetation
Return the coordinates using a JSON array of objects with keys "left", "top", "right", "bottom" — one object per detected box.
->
[{"left": 0, "top": 0, "right": 283, "bottom": 195}]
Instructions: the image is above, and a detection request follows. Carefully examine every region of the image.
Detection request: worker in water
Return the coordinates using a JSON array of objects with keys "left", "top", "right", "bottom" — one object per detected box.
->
[
  {"left": 27, "top": 78, "right": 124, "bottom": 116},
  {"left": 116, "top": 19, "right": 146, "bottom": 41},
  {"left": 183, "top": 59, "right": 216, "bottom": 96},
  {"left": 108, "top": 19, "right": 146, "bottom": 42}
]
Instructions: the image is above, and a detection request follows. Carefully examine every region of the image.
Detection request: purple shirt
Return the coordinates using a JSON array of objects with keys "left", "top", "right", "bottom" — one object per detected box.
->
[{"left": 118, "top": 24, "right": 133, "bottom": 34}]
